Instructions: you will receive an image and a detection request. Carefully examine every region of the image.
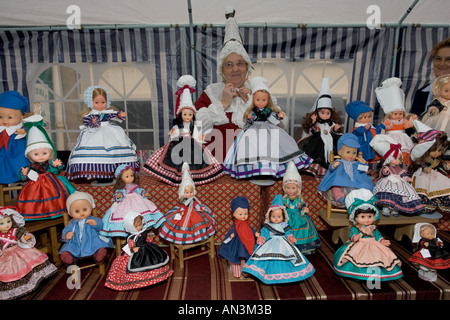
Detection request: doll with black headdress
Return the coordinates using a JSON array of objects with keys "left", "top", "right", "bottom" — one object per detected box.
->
[
  {"left": 297, "top": 78, "right": 343, "bottom": 177},
  {"left": 144, "top": 75, "right": 223, "bottom": 186}
]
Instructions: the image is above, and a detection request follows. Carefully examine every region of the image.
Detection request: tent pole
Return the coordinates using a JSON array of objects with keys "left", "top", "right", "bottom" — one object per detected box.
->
[
  {"left": 391, "top": 0, "right": 420, "bottom": 76},
  {"left": 187, "top": 0, "right": 197, "bottom": 100}
]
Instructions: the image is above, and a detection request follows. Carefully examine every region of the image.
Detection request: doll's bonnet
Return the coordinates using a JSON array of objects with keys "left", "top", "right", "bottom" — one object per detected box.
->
[
  {"left": 283, "top": 160, "right": 302, "bottom": 188},
  {"left": 217, "top": 6, "right": 252, "bottom": 79},
  {"left": 178, "top": 162, "right": 196, "bottom": 199},
  {"left": 66, "top": 191, "right": 96, "bottom": 217},
  {"left": 369, "top": 134, "right": 402, "bottom": 165},
  {"left": 412, "top": 222, "right": 437, "bottom": 244},
  {"left": 265, "top": 194, "right": 288, "bottom": 224},
  {"left": 0, "top": 91, "right": 29, "bottom": 114},
  {"left": 375, "top": 77, "right": 405, "bottom": 114},
  {"left": 175, "top": 75, "right": 197, "bottom": 116},
  {"left": 23, "top": 115, "right": 56, "bottom": 156},
  {"left": 83, "top": 86, "right": 112, "bottom": 110},
  {"left": 0, "top": 206, "right": 25, "bottom": 227},
  {"left": 123, "top": 210, "right": 142, "bottom": 234},
  {"left": 344, "top": 189, "right": 379, "bottom": 224},
  {"left": 231, "top": 196, "right": 249, "bottom": 213},
  {"left": 410, "top": 120, "right": 443, "bottom": 161},
  {"left": 310, "top": 78, "right": 333, "bottom": 112},
  {"left": 345, "top": 100, "right": 373, "bottom": 122}
]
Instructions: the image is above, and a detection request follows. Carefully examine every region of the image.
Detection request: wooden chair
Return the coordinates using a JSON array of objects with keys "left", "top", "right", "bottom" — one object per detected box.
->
[
  {"left": 62, "top": 208, "right": 106, "bottom": 275},
  {"left": 169, "top": 236, "right": 215, "bottom": 269}
]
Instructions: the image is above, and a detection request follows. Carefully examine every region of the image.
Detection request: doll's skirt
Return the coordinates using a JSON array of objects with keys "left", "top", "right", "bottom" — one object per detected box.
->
[
  {"left": 100, "top": 193, "right": 165, "bottom": 238},
  {"left": 0, "top": 246, "right": 50, "bottom": 282},
  {"left": 412, "top": 168, "right": 450, "bottom": 199},
  {"left": 409, "top": 251, "right": 450, "bottom": 270},
  {"left": 422, "top": 108, "right": 450, "bottom": 133},
  {"left": 17, "top": 172, "right": 70, "bottom": 221},
  {"left": 285, "top": 208, "right": 321, "bottom": 248}
]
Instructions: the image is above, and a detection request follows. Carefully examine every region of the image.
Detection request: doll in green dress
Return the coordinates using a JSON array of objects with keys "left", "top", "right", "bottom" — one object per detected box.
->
[{"left": 282, "top": 161, "right": 320, "bottom": 255}]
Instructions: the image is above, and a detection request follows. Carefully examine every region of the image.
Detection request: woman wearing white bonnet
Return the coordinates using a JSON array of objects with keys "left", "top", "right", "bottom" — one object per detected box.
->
[{"left": 195, "top": 5, "right": 254, "bottom": 159}]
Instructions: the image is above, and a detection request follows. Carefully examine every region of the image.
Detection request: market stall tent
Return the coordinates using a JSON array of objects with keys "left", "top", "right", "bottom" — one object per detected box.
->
[{"left": 0, "top": 0, "right": 449, "bottom": 151}]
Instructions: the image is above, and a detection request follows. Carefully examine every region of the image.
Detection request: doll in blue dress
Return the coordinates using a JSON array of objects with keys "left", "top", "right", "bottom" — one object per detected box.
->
[
  {"left": 242, "top": 195, "right": 315, "bottom": 284},
  {"left": 282, "top": 160, "right": 320, "bottom": 255},
  {"left": 218, "top": 196, "right": 260, "bottom": 278},
  {"left": 59, "top": 191, "right": 113, "bottom": 265},
  {"left": 333, "top": 189, "right": 403, "bottom": 282},
  {"left": 0, "top": 91, "right": 31, "bottom": 184},
  {"left": 318, "top": 133, "right": 374, "bottom": 207}
]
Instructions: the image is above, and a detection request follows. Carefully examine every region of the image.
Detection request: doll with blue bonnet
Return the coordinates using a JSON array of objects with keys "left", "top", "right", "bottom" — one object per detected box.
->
[
  {"left": 242, "top": 195, "right": 315, "bottom": 284},
  {"left": 318, "top": 133, "right": 374, "bottom": 207},
  {"left": 333, "top": 189, "right": 403, "bottom": 282},
  {"left": 100, "top": 164, "right": 165, "bottom": 238},
  {"left": 282, "top": 160, "right": 321, "bottom": 255},
  {"left": 66, "top": 86, "right": 139, "bottom": 182},
  {"left": 17, "top": 115, "right": 76, "bottom": 221},
  {"left": 59, "top": 191, "right": 113, "bottom": 265},
  {"left": 218, "top": 196, "right": 260, "bottom": 278},
  {"left": 0, "top": 91, "right": 31, "bottom": 184},
  {"left": 0, "top": 206, "right": 57, "bottom": 300}
]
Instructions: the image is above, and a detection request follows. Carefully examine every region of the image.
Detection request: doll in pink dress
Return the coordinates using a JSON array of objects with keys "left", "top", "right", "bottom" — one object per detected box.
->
[
  {"left": 375, "top": 77, "right": 418, "bottom": 166},
  {"left": 0, "top": 206, "right": 57, "bottom": 300},
  {"left": 100, "top": 164, "right": 165, "bottom": 238}
]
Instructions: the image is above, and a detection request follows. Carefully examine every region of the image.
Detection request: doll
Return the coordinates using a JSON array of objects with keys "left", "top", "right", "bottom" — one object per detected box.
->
[
  {"left": 0, "top": 91, "right": 31, "bottom": 184},
  {"left": 409, "top": 223, "right": 450, "bottom": 282},
  {"left": 420, "top": 75, "right": 450, "bottom": 134},
  {"left": 17, "top": 115, "right": 76, "bottom": 221},
  {"left": 105, "top": 210, "right": 174, "bottom": 291},
  {"left": 59, "top": 192, "right": 113, "bottom": 265},
  {"left": 369, "top": 134, "right": 424, "bottom": 217},
  {"left": 223, "top": 76, "right": 312, "bottom": 180},
  {"left": 318, "top": 133, "right": 373, "bottom": 207},
  {"left": 66, "top": 85, "right": 139, "bottom": 182},
  {"left": 282, "top": 160, "right": 321, "bottom": 255},
  {"left": 297, "top": 78, "right": 343, "bottom": 177},
  {"left": 159, "top": 162, "right": 215, "bottom": 244},
  {"left": 100, "top": 164, "right": 165, "bottom": 238},
  {"left": 346, "top": 100, "right": 388, "bottom": 163},
  {"left": 0, "top": 206, "right": 57, "bottom": 300},
  {"left": 410, "top": 121, "right": 450, "bottom": 215},
  {"left": 333, "top": 189, "right": 403, "bottom": 282},
  {"left": 242, "top": 195, "right": 315, "bottom": 284},
  {"left": 218, "top": 196, "right": 260, "bottom": 278},
  {"left": 375, "top": 77, "right": 417, "bottom": 166},
  {"left": 144, "top": 75, "right": 224, "bottom": 186}
]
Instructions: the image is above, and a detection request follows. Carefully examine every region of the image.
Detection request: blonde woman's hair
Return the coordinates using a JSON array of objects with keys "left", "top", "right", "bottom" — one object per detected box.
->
[{"left": 243, "top": 89, "right": 282, "bottom": 122}]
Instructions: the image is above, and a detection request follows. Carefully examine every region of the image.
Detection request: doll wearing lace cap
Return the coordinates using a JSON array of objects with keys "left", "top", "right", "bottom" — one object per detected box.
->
[
  {"left": 100, "top": 164, "right": 165, "bottom": 238},
  {"left": 420, "top": 75, "right": 450, "bottom": 134},
  {"left": 59, "top": 191, "right": 113, "bottom": 265},
  {"left": 66, "top": 85, "right": 139, "bottom": 182},
  {"left": 144, "top": 75, "right": 224, "bottom": 186},
  {"left": 0, "top": 206, "right": 57, "bottom": 300},
  {"left": 409, "top": 223, "right": 450, "bottom": 282},
  {"left": 105, "top": 210, "right": 174, "bottom": 291},
  {"left": 242, "top": 195, "right": 315, "bottom": 284},
  {"left": 0, "top": 91, "right": 31, "bottom": 184},
  {"left": 159, "top": 162, "right": 215, "bottom": 244},
  {"left": 333, "top": 189, "right": 403, "bottom": 282}
]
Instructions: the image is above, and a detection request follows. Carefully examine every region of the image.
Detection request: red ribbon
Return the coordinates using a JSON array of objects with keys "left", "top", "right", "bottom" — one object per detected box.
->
[
  {"left": 175, "top": 85, "right": 196, "bottom": 115},
  {"left": 383, "top": 143, "right": 402, "bottom": 160}
]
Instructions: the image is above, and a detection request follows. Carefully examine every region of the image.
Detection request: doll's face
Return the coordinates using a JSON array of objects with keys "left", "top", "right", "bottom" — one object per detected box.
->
[
  {"left": 253, "top": 91, "right": 269, "bottom": 109},
  {"left": 338, "top": 145, "right": 358, "bottom": 161},
  {"left": 233, "top": 207, "right": 249, "bottom": 221},
  {"left": 420, "top": 226, "right": 435, "bottom": 240},
  {"left": 184, "top": 186, "right": 194, "bottom": 199},
  {"left": 270, "top": 208, "right": 284, "bottom": 224},
  {"left": 121, "top": 168, "right": 135, "bottom": 184},
  {"left": 429, "top": 144, "right": 443, "bottom": 158},
  {"left": 69, "top": 199, "right": 92, "bottom": 220},
  {"left": 284, "top": 183, "right": 299, "bottom": 198},
  {"left": 92, "top": 94, "right": 107, "bottom": 111},
  {"left": 0, "top": 107, "right": 23, "bottom": 127},
  {"left": 389, "top": 153, "right": 402, "bottom": 166},
  {"left": 134, "top": 216, "right": 143, "bottom": 232},
  {"left": 354, "top": 212, "right": 375, "bottom": 226},
  {"left": 317, "top": 108, "right": 331, "bottom": 120},
  {"left": 181, "top": 109, "right": 194, "bottom": 123},
  {"left": 439, "top": 81, "right": 450, "bottom": 100},
  {"left": 29, "top": 148, "right": 52, "bottom": 163},
  {"left": 0, "top": 216, "right": 12, "bottom": 233},
  {"left": 389, "top": 111, "right": 404, "bottom": 121},
  {"left": 357, "top": 111, "right": 373, "bottom": 124}
]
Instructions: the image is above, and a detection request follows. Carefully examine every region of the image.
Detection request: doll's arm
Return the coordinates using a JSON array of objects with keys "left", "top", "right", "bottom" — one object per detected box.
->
[
  {"left": 331, "top": 122, "right": 341, "bottom": 132},
  {"left": 50, "top": 158, "right": 64, "bottom": 172},
  {"left": 117, "top": 110, "right": 127, "bottom": 120},
  {"left": 20, "top": 166, "right": 30, "bottom": 180},
  {"left": 375, "top": 122, "right": 386, "bottom": 133},
  {"left": 62, "top": 223, "right": 74, "bottom": 241},
  {"left": 169, "top": 126, "right": 181, "bottom": 140},
  {"left": 113, "top": 190, "right": 125, "bottom": 202},
  {"left": 83, "top": 114, "right": 101, "bottom": 128}
]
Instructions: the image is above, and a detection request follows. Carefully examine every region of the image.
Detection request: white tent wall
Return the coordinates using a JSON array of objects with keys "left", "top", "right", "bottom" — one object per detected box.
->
[{"left": 0, "top": 1, "right": 450, "bottom": 151}]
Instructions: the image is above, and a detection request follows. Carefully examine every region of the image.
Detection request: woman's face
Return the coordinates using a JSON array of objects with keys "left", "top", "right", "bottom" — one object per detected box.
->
[{"left": 222, "top": 52, "right": 248, "bottom": 87}]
